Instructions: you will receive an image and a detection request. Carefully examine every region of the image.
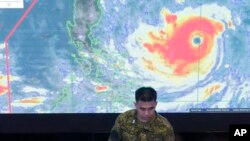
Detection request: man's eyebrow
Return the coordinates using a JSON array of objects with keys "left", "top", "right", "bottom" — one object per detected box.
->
[{"left": 140, "top": 106, "right": 155, "bottom": 109}]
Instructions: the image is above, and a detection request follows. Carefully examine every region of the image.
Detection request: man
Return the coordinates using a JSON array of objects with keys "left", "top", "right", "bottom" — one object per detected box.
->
[{"left": 108, "top": 87, "right": 174, "bottom": 141}]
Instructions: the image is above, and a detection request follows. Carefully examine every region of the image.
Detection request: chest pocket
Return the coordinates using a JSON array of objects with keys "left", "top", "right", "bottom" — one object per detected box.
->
[
  {"left": 121, "top": 125, "right": 139, "bottom": 141},
  {"left": 147, "top": 133, "right": 163, "bottom": 141}
]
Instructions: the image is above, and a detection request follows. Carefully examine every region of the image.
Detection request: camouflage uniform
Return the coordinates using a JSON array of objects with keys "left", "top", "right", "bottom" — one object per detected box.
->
[{"left": 108, "top": 109, "right": 174, "bottom": 141}]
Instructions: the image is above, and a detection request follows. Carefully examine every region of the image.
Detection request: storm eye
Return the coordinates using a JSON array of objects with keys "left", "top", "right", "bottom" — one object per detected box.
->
[
  {"left": 192, "top": 35, "right": 203, "bottom": 48},
  {"left": 194, "top": 37, "right": 201, "bottom": 44}
]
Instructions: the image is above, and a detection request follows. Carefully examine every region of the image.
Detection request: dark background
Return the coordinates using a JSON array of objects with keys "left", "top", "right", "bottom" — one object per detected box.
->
[{"left": 1, "top": 113, "right": 250, "bottom": 140}]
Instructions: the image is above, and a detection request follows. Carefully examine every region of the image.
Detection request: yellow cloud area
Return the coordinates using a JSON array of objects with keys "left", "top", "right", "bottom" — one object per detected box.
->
[
  {"left": 199, "top": 83, "right": 225, "bottom": 101},
  {"left": 0, "top": 42, "right": 5, "bottom": 49},
  {"left": 0, "top": 74, "right": 19, "bottom": 96},
  {"left": 12, "top": 96, "right": 46, "bottom": 107}
]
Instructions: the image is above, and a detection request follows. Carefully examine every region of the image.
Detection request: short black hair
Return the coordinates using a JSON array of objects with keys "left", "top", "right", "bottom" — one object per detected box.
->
[{"left": 135, "top": 87, "right": 157, "bottom": 102}]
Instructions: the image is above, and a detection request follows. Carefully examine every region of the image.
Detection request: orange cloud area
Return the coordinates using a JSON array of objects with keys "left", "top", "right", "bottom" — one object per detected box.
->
[
  {"left": 0, "top": 85, "right": 8, "bottom": 96},
  {"left": 0, "top": 75, "right": 8, "bottom": 96},
  {"left": 95, "top": 85, "right": 109, "bottom": 92},
  {"left": 143, "top": 12, "right": 225, "bottom": 76},
  {"left": 19, "top": 97, "right": 43, "bottom": 104}
]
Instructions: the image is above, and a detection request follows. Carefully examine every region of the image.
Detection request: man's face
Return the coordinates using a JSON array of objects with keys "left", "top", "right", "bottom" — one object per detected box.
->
[{"left": 134, "top": 100, "right": 157, "bottom": 122}]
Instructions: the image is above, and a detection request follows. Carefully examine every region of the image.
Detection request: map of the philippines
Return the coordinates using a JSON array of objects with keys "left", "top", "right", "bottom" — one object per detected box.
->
[{"left": 0, "top": 0, "right": 250, "bottom": 113}]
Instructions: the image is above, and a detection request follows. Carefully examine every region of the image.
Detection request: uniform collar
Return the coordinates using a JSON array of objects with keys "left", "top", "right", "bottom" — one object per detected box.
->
[{"left": 133, "top": 109, "right": 157, "bottom": 127}]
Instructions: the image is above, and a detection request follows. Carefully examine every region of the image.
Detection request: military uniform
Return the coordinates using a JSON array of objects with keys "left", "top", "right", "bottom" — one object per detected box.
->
[{"left": 108, "top": 109, "right": 174, "bottom": 141}]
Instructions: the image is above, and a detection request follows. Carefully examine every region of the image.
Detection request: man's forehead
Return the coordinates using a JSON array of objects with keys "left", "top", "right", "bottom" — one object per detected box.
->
[{"left": 136, "top": 100, "right": 157, "bottom": 106}]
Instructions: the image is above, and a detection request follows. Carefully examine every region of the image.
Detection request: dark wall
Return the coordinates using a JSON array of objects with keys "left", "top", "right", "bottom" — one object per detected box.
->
[
  {"left": 0, "top": 132, "right": 229, "bottom": 141},
  {"left": 0, "top": 113, "right": 250, "bottom": 141},
  {"left": 1, "top": 113, "right": 250, "bottom": 133}
]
